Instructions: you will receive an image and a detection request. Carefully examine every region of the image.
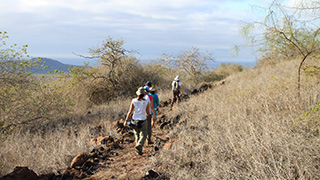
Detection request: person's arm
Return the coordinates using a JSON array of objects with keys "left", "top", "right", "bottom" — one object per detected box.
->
[
  {"left": 150, "top": 99, "right": 157, "bottom": 127},
  {"left": 124, "top": 102, "right": 134, "bottom": 127},
  {"left": 156, "top": 95, "right": 159, "bottom": 108},
  {"left": 155, "top": 95, "right": 160, "bottom": 114},
  {"left": 146, "top": 103, "right": 150, "bottom": 116}
]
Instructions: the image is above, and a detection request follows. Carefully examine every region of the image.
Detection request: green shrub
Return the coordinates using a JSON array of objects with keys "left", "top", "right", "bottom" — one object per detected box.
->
[{"left": 0, "top": 32, "right": 72, "bottom": 139}]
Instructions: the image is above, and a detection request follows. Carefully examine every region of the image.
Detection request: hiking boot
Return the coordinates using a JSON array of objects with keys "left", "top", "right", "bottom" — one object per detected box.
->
[
  {"left": 147, "top": 140, "right": 154, "bottom": 145},
  {"left": 135, "top": 146, "right": 143, "bottom": 155}
]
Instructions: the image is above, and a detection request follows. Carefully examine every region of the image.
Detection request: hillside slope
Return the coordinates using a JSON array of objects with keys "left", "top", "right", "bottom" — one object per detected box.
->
[
  {"left": 152, "top": 59, "right": 320, "bottom": 179},
  {"left": 1, "top": 59, "right": 320, "bottom": 179},
  {"left": 1, "top": 83, "right": 217, "bottom": 180},
  {"left": 30, "top": 58, "right": 79, "bottom": 74}
]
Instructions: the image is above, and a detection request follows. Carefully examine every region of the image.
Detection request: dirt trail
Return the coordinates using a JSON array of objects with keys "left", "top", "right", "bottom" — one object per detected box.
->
[
  {"left": 1, "top": 83, "right": 221, "bottom": 180},
  {"left": 84, "top": 120, "right": 172, "bottom": 180},
  {"left": 79, "top": 83, "right": 217, "bottom": 180},
  {"left": 77, "top": 98, "right": 179, "bottom": 180}
]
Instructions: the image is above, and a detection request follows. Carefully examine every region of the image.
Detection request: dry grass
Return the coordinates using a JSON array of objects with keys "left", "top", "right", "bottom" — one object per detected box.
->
[
  {"left": 151, "top": 59, "right": 320, "bottom": 179},
  {"left": 1, "top": 59, "right": 320, "bottom": 179},
  {"left": 0, "top": 103, "right": 124, "bottom": 175}
]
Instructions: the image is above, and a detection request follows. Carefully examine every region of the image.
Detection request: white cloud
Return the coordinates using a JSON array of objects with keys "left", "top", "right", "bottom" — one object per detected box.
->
[{"left": 1, "top": 0, "right": 271, "bottom": 63}]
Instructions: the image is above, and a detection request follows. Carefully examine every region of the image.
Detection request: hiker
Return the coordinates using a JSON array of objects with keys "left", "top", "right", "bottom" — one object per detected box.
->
[
  {"left": 170, "top": 76, "right": 181, "bottom": 110},
  {"left": 124, "top": 87, "right": 150, "bottom": 155},
  {"left": 149, "top": 87, "right": 160, "bottom": 115},
  {"left": 144, "top": 86, "right": 157, "bottom": 144},
  {"left": 144, "top": 81, "right": 152, "bottom": 92}
]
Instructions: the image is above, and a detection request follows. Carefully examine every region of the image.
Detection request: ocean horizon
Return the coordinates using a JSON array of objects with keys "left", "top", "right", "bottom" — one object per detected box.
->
[{"left": 50, "top": 57, "right": 257, "bottom": 69}]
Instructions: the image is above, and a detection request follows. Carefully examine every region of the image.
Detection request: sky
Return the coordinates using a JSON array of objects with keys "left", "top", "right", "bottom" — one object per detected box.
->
[{"left": 1, "top": 0, "right": 297, "bottom": 65}]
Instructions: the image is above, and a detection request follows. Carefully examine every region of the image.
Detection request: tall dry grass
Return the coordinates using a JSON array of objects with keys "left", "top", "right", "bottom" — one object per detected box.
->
[
  {"left": 0, "top": 75, "right": 178, "bottom": 176},
  {"left": 0, "top": 101, "right": 127, "bottom": 176},
  {"left": 152, "top": 59, "right": 320, "bottom": 179},
  {"left": 1, "top": 58, "right": 319, "bottom": 179}
]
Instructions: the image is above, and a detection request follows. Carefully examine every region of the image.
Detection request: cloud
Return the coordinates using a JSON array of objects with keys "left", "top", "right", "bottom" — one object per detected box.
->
[{"left": 0, "top": 0, "right": 275, "bottom": 63}]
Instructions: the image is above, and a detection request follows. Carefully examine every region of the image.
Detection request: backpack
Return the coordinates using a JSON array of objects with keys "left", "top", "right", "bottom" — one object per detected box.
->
[{"left": 172, "top": 81, "right": 179, "bottom": 92}]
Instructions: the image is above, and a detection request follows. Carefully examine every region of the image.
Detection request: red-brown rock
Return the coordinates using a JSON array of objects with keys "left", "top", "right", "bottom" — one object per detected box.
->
[
  {"left": 162, "top": 139, "right": 173, "bottom": 150},
  {"left": 63, "top": 167, "right": 86, "bottom": 179},
  {"left": 1, "top": 166, "right": 39, "bottom": 180},
  {"left": 70, "top": 152, "right": 90, "bottom": 168},
  {"left": 98, "top": 135, "right": 114, "bottom": 145},
  {"left": 89, "top": 138, "right": 97, "bottom": 146}
]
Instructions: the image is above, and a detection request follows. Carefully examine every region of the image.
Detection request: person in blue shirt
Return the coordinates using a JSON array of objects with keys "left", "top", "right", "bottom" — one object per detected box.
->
[{"left": 149, "top": 87, "right": 160, "bottom": 116}]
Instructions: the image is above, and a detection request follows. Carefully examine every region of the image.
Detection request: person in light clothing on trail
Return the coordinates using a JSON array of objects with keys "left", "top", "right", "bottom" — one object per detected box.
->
[
  {"left": 124, "top": 87, "right": 150, "bottom": 155},
  {"left": 170, "top": 76, "right": 181, "bottom": 110}
]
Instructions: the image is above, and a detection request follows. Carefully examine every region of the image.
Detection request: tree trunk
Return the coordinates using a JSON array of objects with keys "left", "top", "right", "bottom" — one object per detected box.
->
[{"left": 297, "top": 55, "right": 308, "bottom": 98}]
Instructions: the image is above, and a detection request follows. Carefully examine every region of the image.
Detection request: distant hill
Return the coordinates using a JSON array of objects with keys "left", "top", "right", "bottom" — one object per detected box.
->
[{"left": 30, "top": 58, "right": 80, "bottom": 74}]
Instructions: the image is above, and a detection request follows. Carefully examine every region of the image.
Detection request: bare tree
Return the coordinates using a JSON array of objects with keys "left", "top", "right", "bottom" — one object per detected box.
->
[
  {"left": 157, "top": 47, "right": 214, "bottom": 81},
  {"left": 73, "top": 37, "right": 146, "bottom": 104},
  {"left": 176, "top": 47, "right": 215, "bottom": 78}
]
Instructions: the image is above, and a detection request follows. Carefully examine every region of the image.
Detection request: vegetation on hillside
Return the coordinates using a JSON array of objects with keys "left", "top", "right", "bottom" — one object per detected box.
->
[
  {"left": 0, "top": 30, "right": 239, "bottom": 175},
  {"left": 152, "top": 58, "right": 320, "bottom": 179},
  {"left": 1, "top": 0, "right": 320, "bottom": 178},
  {"left": 0, "top": 32, "right": 72, "bottom": 139},
  {"left": 240, "top": 0, "right": 320, "bottom": 97}
]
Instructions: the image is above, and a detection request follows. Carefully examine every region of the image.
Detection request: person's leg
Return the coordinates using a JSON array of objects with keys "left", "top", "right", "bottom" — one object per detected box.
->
[
  {"left": 177, "top": 91, "right": 181, "bottom": 104},
  {"left": 133, "top": 128, "right": 141, "bottom": 154},
  {"left": 135, "top": 120, "right": 148, "bottom": 155},
  {"left": 147, "top": 114, "right": 153, "bottom": 143},
  {"left": 170, "top": 91, "right": 176, "bottom": 110}
]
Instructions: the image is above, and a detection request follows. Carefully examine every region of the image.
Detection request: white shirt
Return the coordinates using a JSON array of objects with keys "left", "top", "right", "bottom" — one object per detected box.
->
[
  {"left": 132, "top": 98, "right": 148, "bottom": 120},
  {"left": 144, "top": 94, "right": 152, "bottom": 112},
  {"left": 172, "top": 81, "right": 181, "bottom": 87}
]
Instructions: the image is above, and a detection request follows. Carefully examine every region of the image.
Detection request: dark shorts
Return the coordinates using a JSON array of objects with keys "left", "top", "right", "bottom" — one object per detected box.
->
[{"left": 132, "top": 119, "right": 146, "bottom": 129}]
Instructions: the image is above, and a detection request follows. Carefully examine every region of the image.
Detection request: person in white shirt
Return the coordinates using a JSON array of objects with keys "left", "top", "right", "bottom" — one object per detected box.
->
[
  {"left": 170, "top": 76, "right": 181, "bottom": 110},
  {"left": 124, "top": 87, "right": 150, "bottom": 155}
]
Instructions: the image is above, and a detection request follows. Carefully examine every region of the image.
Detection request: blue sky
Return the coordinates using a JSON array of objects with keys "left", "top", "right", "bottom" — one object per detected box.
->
[{"left": 1, "top": 0, "right": 296, "bottom": 65}]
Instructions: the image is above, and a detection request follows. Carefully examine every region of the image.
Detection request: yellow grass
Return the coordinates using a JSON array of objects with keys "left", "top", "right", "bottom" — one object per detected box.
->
[
  {"left": 151, "top": 59, "right": 320, "bottom": 179},
  {"left": 1, "top": 58, "right": 320, "bottom": 179}
]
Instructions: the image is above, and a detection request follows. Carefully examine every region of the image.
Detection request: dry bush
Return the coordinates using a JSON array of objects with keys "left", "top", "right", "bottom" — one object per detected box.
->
[
  {"left": 68, "top": 58, "right": 173, "bottom": 107},
  {"left": 202, "top": 63, "right": 244, "bottom": 83},
  {"left": 0, "top": 74, "right": 74, "bottom": 140},
  {"left": 152, "top": 59, "right": 320, "bottom": 179}
]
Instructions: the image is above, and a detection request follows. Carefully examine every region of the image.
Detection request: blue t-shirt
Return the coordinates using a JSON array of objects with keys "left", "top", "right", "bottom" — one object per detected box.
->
[
  {"left": 144, "top": 85, "right": 151, "bottom": 92},
  {"left": 150, "top": 93, "right": 159, "bottom": 115}
]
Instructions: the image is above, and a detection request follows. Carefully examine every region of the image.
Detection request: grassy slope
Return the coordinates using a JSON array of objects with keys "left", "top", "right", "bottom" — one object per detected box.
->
[
  {"left": 1, "top": 59, "right": 320, "bottom": 179},
  {"left": 151, "top": 59, "right": 320, "bottom": 179}
]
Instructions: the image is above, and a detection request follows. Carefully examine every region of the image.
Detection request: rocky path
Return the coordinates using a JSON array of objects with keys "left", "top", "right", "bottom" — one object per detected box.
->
[
  {"left": 59, "top": 98, "right": 178, "bottom": 180},
  {"left": 85, "top": 127, "right": 172, "bottom": 180},
  {"left": 1, "top": 83, "right": 220, "bottom": 180}
]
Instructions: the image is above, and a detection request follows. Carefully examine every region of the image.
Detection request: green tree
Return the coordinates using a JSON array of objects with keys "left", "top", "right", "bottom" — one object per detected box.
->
[
  {"left": 241, "top": 0, "right": 320, "bottom": 97},
  {"left": 0, "top": 32, "right": 71, "bottom": 138}
]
